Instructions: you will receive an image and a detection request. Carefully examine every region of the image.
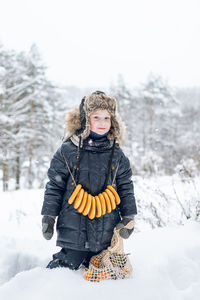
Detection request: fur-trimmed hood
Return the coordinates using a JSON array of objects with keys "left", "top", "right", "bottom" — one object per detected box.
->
[{"left": 64, "top": 92, "right": 126, "bottom": 145}]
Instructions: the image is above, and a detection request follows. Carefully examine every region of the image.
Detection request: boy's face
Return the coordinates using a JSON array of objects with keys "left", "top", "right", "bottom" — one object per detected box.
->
[{"left": 90, "top": 109, "right": 111, "bottom": 135}]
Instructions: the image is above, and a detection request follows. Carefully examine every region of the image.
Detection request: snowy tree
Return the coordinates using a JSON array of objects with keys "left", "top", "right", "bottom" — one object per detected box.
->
[
  {"left": 109, "top": 74, "right": 138, "bottom": 159},
  {"left": 0, "top": 44, "right": 64, "bottom": 190},
  {"left": 110, "top": 73, "right": 182, "bottom": 175},
  {"left": 0, "top": 44, "right": 18, "bottom": 190}
]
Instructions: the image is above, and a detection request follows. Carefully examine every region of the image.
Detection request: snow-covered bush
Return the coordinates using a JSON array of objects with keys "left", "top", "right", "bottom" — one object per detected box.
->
[
  {"left": 175, "top": 158, "right": 199, "bottom": 179},
  {"left": 140, "top": 151, "right": 163, "bottom": 176}
]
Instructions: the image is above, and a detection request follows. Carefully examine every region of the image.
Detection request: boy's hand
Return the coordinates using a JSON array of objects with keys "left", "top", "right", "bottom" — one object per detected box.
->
[
  {"left": 116, "top": 215, "right": 135, "bottom": 239},
  {"left": 42, "top": 215, "right": 56, "bottom": 240}
]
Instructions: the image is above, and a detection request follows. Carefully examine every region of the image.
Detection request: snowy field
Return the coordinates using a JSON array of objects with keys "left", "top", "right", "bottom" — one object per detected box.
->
[{"left": 0, "top": 177, "right": 200, "bottom": 300}]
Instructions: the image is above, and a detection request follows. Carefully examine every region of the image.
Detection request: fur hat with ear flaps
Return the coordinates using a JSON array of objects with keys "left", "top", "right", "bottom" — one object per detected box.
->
[{"left": 65, "top": 91, "right": 126, "bottom": 145}]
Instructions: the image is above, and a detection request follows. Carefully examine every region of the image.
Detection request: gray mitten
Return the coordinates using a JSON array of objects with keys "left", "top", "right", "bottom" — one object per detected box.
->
[
  {"left": 42, "top": 215, "right": 56, "bottom": 240},
  {"left": 116, "top": 215, "right": 135, "bottom": 239}
]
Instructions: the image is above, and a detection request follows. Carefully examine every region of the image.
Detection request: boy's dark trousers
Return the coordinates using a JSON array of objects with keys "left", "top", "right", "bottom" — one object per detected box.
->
[{"left": 46, "top": 248, "right": 101, "bottom": 270}]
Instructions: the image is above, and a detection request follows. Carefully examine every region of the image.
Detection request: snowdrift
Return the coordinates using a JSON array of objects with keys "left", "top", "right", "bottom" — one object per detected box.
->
[{"left": 0, "top": 185, "right": 200, "bottom": 300}]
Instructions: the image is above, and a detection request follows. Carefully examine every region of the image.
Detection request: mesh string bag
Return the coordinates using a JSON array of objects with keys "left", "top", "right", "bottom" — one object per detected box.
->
[{"left": 83, "top": 221, "right": 134, "bottom": 282}]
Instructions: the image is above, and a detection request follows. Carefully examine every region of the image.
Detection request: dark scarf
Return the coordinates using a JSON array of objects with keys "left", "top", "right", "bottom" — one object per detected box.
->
[{"left": 89, "top": 131, "right": 109, "bottom": 140}]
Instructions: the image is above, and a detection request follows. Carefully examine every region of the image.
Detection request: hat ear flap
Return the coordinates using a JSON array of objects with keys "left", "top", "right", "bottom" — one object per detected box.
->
[{"left": 76, "top": 96, "right": 86, "bottom": 135}]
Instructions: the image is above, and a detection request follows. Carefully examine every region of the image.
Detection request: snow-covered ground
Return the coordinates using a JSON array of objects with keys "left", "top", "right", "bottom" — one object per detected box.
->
[{"left": 0, "top": 177, "right": 200, "bottom": 300}]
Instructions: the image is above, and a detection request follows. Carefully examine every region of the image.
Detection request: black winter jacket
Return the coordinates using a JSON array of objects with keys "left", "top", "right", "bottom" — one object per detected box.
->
[{"left": 41, "top": 135, "right": 137, "bottom": 252}]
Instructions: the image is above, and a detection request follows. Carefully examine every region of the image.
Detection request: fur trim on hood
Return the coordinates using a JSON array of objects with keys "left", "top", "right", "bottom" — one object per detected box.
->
[{"left": 64, "top": 93, "right": 126, "bottom": 145}]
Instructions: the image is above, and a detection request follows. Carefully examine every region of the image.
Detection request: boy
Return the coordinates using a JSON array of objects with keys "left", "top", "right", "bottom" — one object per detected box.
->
[{"left": 41, "top": 91, "right": 137, "bottom": 269}]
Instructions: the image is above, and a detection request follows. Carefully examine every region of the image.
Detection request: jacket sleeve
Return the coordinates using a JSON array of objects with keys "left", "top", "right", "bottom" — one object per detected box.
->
[
  {"left": 41, "top": 146, "right": 69, "bottom": 216},
  {"left": 116, "top": 151, "right": 137, "bottom": 217}
]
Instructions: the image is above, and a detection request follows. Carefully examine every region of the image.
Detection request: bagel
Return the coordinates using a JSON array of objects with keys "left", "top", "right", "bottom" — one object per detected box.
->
[
  {"left": 105, "top": 189, "right": 116, "bottom": 210},
  {"left": 82, "top": 194, "right": 92, "bottom": 216},
  {"left": 68, "top": 184, "right": 82, "bottom": 204},
  {"left": 102, "top": 191, "right": 112, "bottom": 213},
  {"left": 95, "top": 195, "right": 102, "bottom": 218},
  {"left": 74, "top": 188, "right": 84, "bottom": 209},
  {"left": 88, "top": 196, "right": 96, "bottom": 219},
  {"left": 107, "top": 185, "right": 120, "bottom": 205},
  {"left": 78, "top": 191, "right": 88, "bottom": 213},
  {"left": 98, "top": 193, "right": 106, "bottom": 215}
]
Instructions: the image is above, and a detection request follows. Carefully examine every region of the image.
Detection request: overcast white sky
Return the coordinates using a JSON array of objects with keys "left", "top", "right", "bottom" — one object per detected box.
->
[{"left": 0, "top": 0, "right": 200, "bottom": 88}]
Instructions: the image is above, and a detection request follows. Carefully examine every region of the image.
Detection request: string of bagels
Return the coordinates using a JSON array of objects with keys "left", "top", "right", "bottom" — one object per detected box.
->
[
  {"left": 68, "top": 183, "right": 120, "bottom": 219},
  {"left": 61, "top": 143, "right": 120, "bottom": 220}
]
